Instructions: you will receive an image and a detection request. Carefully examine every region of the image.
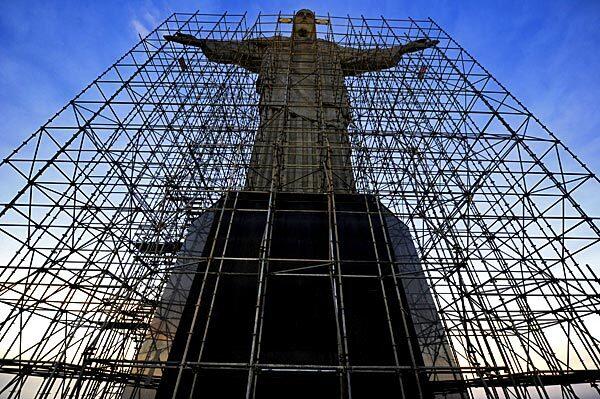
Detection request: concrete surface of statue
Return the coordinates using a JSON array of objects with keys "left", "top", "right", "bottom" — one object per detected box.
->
[{"left": 166, "top": 9, "right": 437, "bottom": 192}]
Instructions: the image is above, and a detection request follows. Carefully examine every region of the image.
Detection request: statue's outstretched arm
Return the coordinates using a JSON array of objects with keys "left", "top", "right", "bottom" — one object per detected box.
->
[
  {"left": 164, "top": 33, "right": 264, "bottom": 72},
  {"left": 164, "top": 32, "right": 206, "bottom": 47},
  {"left": 340, "top": 38, "right": 439, "bottom": 76}
]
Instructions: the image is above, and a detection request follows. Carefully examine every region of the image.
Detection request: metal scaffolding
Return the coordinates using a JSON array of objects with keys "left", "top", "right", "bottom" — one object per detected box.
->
[{"left": 0, "top": 11, "right": 599, "bottom": 399}]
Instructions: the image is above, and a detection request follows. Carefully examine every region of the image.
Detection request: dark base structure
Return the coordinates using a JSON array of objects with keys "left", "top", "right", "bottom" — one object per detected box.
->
[{"left": 141, "top": 191, "right": 461, "bottom": 398}]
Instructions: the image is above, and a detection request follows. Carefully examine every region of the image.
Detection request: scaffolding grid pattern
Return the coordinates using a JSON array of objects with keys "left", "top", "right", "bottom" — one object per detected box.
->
[{"left": 0, "top": 11, "right": 598, "bottom": 399}]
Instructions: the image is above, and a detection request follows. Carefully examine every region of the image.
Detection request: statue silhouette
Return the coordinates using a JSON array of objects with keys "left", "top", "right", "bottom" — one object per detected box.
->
[{"left": 166, "top": 9, "right": 437, "bottom": 192}]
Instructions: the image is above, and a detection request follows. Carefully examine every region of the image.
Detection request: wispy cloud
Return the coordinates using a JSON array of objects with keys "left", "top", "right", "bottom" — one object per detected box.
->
[
  {"left": 131, "top": 18, "right": 150, "bottom": 37},
  {"left": 143, "top": 9, "right": 160, "bottom": 28},
  {"left": 129, "top": 1, "right": 163, "bottom": 38}
]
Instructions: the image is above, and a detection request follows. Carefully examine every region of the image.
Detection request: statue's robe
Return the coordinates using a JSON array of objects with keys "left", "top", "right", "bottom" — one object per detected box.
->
[{"left": 200, "top": 36, "right": 406, "bottom": 193}]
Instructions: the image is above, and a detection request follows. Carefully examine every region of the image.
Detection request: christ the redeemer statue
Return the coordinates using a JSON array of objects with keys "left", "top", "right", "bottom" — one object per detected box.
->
[
  {"left": 166, "top": 9, "right": 437, "bottom": 193},
  {"left": 122, "top": 11, "right": 454, "bottom": 399}
]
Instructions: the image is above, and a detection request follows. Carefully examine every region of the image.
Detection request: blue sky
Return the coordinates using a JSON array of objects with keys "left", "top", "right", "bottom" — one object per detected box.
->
[{"left": 0, "top": 0, "right": 599, "bottom": 172}]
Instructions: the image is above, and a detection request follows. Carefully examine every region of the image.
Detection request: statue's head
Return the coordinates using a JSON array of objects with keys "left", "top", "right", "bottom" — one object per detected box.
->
[{"left": 293, "top": 9, "right": 316, "bottom": 40}]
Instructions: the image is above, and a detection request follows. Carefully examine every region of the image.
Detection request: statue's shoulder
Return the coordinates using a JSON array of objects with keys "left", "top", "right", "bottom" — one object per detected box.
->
[
  {"left": 316, "top": 38, "right": 342, "bottom": 50},
  {"left": 247, "top": 35, "right": 289, "bottom": 46}
]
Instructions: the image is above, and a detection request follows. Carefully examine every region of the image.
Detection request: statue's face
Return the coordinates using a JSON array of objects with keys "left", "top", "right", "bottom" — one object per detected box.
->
[{"left": 293, "top": 9, "right": 316, "bottom": 40}]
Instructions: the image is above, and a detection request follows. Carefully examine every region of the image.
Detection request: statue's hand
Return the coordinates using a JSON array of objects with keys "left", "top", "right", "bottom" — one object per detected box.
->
[
  {"left": 402, "top": 38, "right": 439, "bottom": 53},
  {"left": 164, "top": 32, "right": 206, "bottom": 47}
]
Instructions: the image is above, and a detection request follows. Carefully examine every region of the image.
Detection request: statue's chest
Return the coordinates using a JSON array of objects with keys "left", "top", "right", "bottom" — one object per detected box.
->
[
  {"left": 256, "top": 42, "right": 348, "bottom": 108},
  {"left": 261, "top": 43, "right": 340, "bottom": 78}
]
